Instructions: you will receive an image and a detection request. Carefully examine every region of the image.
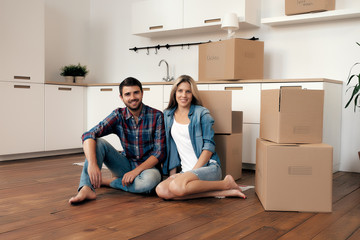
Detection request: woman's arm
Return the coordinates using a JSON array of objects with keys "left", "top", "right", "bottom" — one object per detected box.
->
[{"left": 192, "top": 149, "right": 212, "bottom": 170}]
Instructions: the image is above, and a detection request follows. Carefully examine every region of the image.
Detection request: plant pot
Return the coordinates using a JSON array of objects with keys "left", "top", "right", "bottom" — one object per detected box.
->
[
  {"left": 64, "top": 76, "right": 74, "bottom": 83},
  {"left": 75, "top": 76, "right": 85, "bottom": 84}
]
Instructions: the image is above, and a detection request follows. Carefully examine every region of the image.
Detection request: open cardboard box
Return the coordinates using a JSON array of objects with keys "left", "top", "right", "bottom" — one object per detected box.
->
[{"left": 260, "top": 86, "right": 324, "bottom": 144}]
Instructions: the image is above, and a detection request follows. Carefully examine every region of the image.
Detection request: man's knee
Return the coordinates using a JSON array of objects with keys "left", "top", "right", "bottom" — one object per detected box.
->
[{"left": 132, "top": 169, "right": 161, "bottom": 193}]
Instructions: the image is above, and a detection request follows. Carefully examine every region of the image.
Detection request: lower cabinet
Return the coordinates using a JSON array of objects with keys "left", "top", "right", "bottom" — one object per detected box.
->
[
  {"left": 87, "top": 86, "right": 124, "bottom": 151},
  {"left": 45, "top": 85, "right": 85, "bottom": 151},
  {"left": 0, "top": 82, "right": 44, "bottom": 155}
]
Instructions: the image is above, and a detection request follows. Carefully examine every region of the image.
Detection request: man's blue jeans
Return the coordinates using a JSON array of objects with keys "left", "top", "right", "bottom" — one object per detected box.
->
[{"left": 78, "top": 138, "right": 161, "bottom": 194}]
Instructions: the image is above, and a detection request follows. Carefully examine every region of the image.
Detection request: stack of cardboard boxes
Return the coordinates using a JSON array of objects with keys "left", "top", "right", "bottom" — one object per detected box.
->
[
  {"left": 199, "top": 91, "right": 243, "bottom": 180},
  {"left": 255, "top": 87, "right": 333, "bottom": 212}
]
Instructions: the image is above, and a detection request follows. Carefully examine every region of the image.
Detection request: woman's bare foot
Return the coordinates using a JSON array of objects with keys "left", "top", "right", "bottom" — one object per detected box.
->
[
  {"left": 69, "top": 186, "right": 96, "bottom": 204},
  {"left": 101, "top": 177, "right": 117, "bottom": 187},
  {"left": 223, "top": 175, "right": 246, "bottom": 199}
]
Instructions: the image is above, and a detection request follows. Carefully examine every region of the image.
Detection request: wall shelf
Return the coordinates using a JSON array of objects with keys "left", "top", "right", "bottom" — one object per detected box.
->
[{"left": 261, "top": 9, "right": 360, "bottom": 27}]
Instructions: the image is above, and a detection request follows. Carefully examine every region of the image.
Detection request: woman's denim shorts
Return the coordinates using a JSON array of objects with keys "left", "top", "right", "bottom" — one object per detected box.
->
[{"left": 187, "top": 160, "right": 222, "bottom": 181}]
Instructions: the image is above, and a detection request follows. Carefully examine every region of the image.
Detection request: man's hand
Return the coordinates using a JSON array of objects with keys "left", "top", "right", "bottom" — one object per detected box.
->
[
  {"left": 122, "top": 169, "right": 140, "bottom": 187},
  {"left": 88, "top": 162, "right": 102, "bottom": 189}
]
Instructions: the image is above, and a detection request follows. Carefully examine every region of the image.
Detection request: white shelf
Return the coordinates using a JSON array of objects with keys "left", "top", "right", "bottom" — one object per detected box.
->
[{"left": 261, "top": 9, "right": 360, "bottom": 26}]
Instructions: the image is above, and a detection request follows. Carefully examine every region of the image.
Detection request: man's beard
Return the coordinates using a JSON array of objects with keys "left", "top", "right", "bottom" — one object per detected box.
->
[{"left": 125, "top": 99, "right": 142, "bottom": 111}]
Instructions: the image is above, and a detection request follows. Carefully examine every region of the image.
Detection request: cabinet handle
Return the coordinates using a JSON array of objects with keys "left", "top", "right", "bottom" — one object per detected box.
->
[
  {"left": 143, "top": 88, "right": 150, "bottom": 91},
  {"left": 149, "top": 25, "right": 163, "bottom": 30},
  {"left": 58, "top": 87, "right": 72, "bottom": 91},
  {"left": 204, "top": 18, "right": 221, "bottom": 24},
  {"left": 100, "top": 88, "right": 113, "bottom": 92},
  {"left": 14, "top": 76, "right": 31, "bottom": 80},
  {"left": 225, "top": 87, "right": 243, "bottom": 91},
  {"left": 14, "top": 85, "right": 30, "bottom": 89}
]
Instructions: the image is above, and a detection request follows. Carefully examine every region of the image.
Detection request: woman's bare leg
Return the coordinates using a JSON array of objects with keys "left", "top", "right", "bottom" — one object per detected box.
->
[{"left": 156, "top": 174, "right": 246, "bottom": 200}]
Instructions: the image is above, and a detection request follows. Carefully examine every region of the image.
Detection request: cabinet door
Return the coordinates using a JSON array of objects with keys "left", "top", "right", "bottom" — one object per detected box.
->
[
  {"left": 184, "top": 0, "right": 260, "bottom": 28},
  {"left": 0, "top": 82, "right": 44, "bottom": 155},
  {"left": 143, "top": 85, "right": 164, "bottom": 111},
  {"left": 132, "top": 0, "right": 183, "bottom": 35},
  {"left": 87, "top": 86, "right": 124, "bottom": 151},
  {"left": 209, "top": 83, "right": 261, "bottom": 123},
  {"left": 0, "top": 0, "right": 44, "bottom": 83},
  {"left": 243, "top": 123, "right": 259, "bottom": 164},
  {"left": 45, "top": 85, "right": 84, "bottom": 151}
]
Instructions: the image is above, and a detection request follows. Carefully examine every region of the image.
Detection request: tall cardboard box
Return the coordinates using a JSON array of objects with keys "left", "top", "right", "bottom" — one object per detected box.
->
[
  {"left": 260, "top": 87, "right": 324, "bottom": 144},
  {"left": 255, "top": 138, "right": 333, "bottom": 212},
  {"left": 200, "top": 91, "right": 242, "bottom": 134},
  {"left": 285, "top": 0, "right": 335, "bottom": 16},
  {"left": 214, "top": 133, "right": 243, "bottom": 180},
  {"left": 198, "top": 38, "right": 264, "bottom": 81}
]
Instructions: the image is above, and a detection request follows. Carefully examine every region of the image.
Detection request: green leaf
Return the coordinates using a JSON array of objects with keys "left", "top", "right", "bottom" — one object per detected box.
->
[{"left": 354, "top": 94, "right": 360, "bottom": 112}]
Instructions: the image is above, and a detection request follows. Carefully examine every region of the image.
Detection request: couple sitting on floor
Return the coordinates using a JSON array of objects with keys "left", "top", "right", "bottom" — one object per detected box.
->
[{"left": 69, "top": 75, "right": 246, "bottom": 204}]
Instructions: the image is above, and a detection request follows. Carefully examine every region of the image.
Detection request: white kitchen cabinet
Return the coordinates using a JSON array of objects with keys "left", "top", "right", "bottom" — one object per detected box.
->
[
  {"left": 132, "top": 0, "right": 260, "bottom": 37},
  {"left": 142, "top": 85, "right": 164, "bottom": 111},
  {"left": 132, "top": 0, "right": 183, "bottom": 35},
  {"left": 261, "top": 81, "right": 343, "bottom": 172},
  {"left": 163, "top": 84, "right": 209, "bottom": 110},
  {"left": 208, "top": 83, "right": 261, "bottom": 165},
  {"left": 0, "top": 82, "right": 44, "bottom": 155},
  {"left": 184, "top": 0, "right": 260, "bottom": 29},
  {"left": 87, "top": 86, "right": 124, "bottom": 151},
  {"left": 208, "top": 83, "right": 261, "bottom": 124},
  {"left": 0, "top": 0, "right": 44, "bottom": 83},
  {"left": 45, "top": 85, "right": 85, "bottom": 151}
]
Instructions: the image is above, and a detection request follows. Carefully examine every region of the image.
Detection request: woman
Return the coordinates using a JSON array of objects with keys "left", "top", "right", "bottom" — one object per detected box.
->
[{"left": 156, "top": 75, "right": 246, "bottom": 200}]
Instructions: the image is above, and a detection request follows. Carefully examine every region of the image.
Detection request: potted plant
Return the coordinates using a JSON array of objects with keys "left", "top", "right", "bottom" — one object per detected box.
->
[
  {"left": 60, "top": 63, "right": 89, "bottom": 83},
  {"left": 60, "top": 64, "right": 77, "bottom": 83},
  {"left": 74, "top": 63, "right": 89, "bottom": 84},
  {"left": 344, "top": 42, "right": 360, "bottom": 160},
  {"left": 345, "top": 42, "right": 360, "bottom": 112}
]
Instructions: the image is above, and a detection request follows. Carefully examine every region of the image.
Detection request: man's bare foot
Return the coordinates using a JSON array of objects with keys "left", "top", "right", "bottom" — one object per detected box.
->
[
  {"left": 223, "top": 175, "right": 246, "bottom": 199},
  {"left": 69, "top": 186, "right": 96, "bottom": 204},
  {"left": 101, "top": 177, "right": 117, "bottom": 187}
]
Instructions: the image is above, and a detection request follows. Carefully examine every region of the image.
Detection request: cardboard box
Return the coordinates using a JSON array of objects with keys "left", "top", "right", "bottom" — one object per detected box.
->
[
  {"left": 285, "top": 0, "right": 335, "bottom": 16},
  {"left": 260, "top": 87, "right": 324, "bottom": 144},
  {"left": 214, "top": 133, "right": 243, "bottom": 180},
  {"left": 255, "top": 138, "right": 333, "bottom": 212},
  {"left": 198, "top": 38, "right": 264, "bottom": 81},
  {"left": 200, "top": 90, "right": 242, "bottom": 134}
]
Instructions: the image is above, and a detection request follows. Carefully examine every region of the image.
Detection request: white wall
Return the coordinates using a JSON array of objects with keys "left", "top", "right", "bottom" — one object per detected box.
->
[
  {"left": 45, "top": 0, "right": 90, "bottom": 82},
  {"left": 45, "top": 0, "right": 360, "bottom": 173}
]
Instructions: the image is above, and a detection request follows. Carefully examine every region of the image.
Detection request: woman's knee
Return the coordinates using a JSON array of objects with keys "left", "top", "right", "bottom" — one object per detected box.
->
[
  {"left": 155, "top": 182, "right": 171, "bottom": 199},
  {"left": 168, "top": 180, "right": 186, "bottom": 197}
]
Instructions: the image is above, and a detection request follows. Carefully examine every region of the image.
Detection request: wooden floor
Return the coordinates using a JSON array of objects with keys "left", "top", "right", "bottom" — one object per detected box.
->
[{"left": 1, "top": 154, "right": 360, "bottom": 240}]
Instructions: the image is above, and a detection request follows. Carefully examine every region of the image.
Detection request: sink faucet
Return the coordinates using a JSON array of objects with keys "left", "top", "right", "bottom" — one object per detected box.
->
[{"left": 158, "top": 59, "right": 174, "bottom": 82}]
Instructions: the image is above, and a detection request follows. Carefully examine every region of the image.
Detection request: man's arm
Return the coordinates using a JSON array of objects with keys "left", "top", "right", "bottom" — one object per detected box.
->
[{"left": 83, "top": 138, "right": 102, "bottom": 189}]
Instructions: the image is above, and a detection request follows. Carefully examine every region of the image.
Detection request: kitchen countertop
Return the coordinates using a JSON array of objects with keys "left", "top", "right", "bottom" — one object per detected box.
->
[{"left": 45, "top": 78, "right": 343, "bottom": 86}]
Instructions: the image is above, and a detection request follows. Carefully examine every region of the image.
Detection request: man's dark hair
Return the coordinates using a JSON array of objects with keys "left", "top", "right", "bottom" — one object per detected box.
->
[{"left": 119, "top": 77, "right": 143, "bottom": 96}]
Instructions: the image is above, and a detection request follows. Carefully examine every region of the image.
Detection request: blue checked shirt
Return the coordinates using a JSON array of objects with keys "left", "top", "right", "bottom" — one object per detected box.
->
[{"left": 82, "top": 104, "right": 166, "bottom": 166}]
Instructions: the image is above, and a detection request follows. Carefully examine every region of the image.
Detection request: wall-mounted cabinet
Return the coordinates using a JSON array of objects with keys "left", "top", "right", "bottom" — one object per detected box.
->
[
  {"left": 45, "top": 85, "right": 85, "bottom": 151},
  {"left": 132, "top": 0, "right": 183, "bottom": 36},
  {"left": 132, "top": 0, "right": 260, "bottom": 37},
  {"left": 184, "top": 0, "right": 260, "bottom": 29},
  {"left": 0, "top": 0, "right": 44, "bottom": 83},
  {"left": 0, "top": 82, "right": 45, "bottom": 155}
]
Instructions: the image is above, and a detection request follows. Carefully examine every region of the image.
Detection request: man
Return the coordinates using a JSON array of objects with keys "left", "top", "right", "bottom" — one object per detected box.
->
[{"left": 69, "top": 77, "right": 166, "bottom": 204}]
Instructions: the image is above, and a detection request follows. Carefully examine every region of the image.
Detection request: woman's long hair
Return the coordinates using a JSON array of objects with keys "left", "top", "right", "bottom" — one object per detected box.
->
[{"left": 166, "top": 75, "right": 203, "bottom": 110}]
